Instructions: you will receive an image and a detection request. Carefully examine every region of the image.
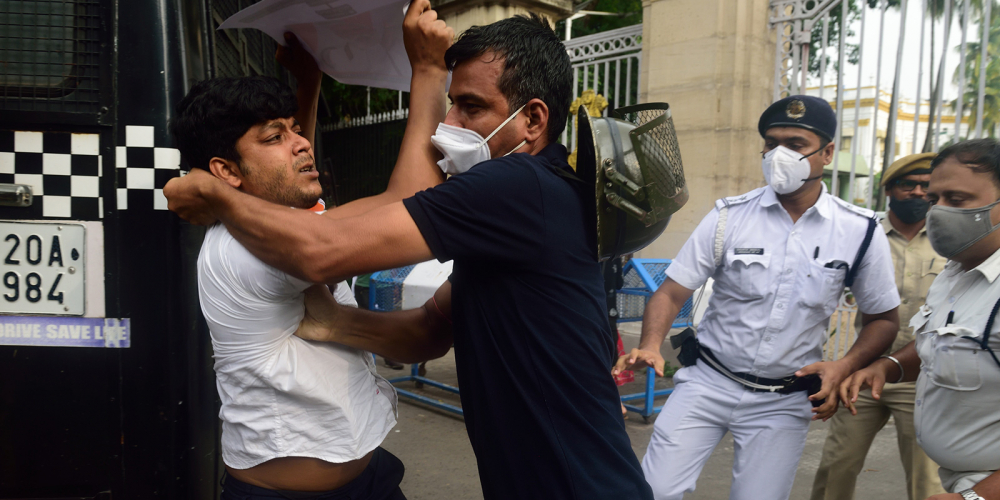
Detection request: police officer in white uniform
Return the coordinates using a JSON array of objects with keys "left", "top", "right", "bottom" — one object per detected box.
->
[
  {"left": 842, "top": 138, "right": 1000, "bottom": 500},
  {"left": 614, "top": 95, "right": 901, "bottom": 500}
]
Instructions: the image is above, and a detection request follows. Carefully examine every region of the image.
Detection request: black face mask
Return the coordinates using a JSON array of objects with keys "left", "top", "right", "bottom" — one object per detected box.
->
[{"left": 889, "top": 197, "right": 930, "bottom": 224}]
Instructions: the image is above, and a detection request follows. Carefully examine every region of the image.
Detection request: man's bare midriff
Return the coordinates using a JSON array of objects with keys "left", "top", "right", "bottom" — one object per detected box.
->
[{"left": 227, "top": 451, "right": 374, "bottom": 492}]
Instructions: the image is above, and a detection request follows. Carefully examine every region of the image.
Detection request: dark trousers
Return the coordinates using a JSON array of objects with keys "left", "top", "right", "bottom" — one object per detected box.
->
[
  {"left": 354, "top": 286, "right": 370, "bottom": 311},
  {"left": 221, "top": 448, "right": 406, "bottom": 500}
]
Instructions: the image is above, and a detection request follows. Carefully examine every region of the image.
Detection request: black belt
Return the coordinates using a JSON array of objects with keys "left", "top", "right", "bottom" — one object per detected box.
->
[{"left": 671, "top": 328, "right": 823, "bottom": 405}]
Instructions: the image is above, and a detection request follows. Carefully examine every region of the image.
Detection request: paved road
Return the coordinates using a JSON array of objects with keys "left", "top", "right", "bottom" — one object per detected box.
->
[{"left": 376, "top": 348, "right": 910, "bottom": 500}]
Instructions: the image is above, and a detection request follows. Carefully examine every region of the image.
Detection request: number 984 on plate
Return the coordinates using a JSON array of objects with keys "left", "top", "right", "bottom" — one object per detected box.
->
[{"left": 1, "top": 222, "right": 85, "bottom": 316}]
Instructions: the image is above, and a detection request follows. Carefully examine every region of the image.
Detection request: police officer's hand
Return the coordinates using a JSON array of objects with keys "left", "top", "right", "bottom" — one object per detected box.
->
[
  {"left": 614, "top": 348, "right": 666, "bottom": 377},
  {"left": 403, "top": 0, "right": 453, "bottom": 73},
  {"left": 838, "top": 359, "right": 892, "bottom": 416},
  {"left": 295, "top": 285, "right": 341, "bottom": 343},
  {"left": 163, "top": 168, "right": 224, "bottom": 225},
  {"left": 275, "top": 32, "right": 322, "bottom": 89},
  {"left": 796, "top": 360, "right": 853, "bottom": 421}
]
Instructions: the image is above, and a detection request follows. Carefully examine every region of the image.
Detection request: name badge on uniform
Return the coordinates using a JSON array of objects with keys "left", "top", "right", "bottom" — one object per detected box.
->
[{"left": 734, "top": 248, "right": 764, "bottom": 255}]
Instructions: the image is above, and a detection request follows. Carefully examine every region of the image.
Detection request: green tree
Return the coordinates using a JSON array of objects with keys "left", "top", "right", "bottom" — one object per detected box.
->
[
  {"left": 319, "top": 80, "right": 405, "bottom": 125},
  {"left": 554, "top": 0, "right": 642, "bottom": 40},
  {"left": 950, "top": 0, "right": 1000, "bottom": 138},
  {"left": 807, "top": 0, "right": 864, "bottom": 76},
  {"left": 920, "top": 1, "right": 994, "bottom": 151}
]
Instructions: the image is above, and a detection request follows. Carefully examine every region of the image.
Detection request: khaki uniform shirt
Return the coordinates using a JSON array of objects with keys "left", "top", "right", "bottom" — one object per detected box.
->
[{"left": 884, "top": 218, "right": 945, "bottom": 352}]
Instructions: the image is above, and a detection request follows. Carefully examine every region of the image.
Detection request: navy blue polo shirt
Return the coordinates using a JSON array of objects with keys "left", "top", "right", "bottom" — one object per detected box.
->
[{"left": 402, "top": 144, "right": 651, "bottom": 500}]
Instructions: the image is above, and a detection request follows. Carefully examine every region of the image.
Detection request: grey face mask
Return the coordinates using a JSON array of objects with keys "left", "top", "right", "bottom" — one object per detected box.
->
[{"left": 926, "top": 199, "right": 1000, "bottom": 258}]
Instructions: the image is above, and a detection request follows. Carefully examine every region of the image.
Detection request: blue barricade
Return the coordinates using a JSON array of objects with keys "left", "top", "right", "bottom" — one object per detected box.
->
[{"left": 617, "top": 259, "right": 695, "bottom": 419}]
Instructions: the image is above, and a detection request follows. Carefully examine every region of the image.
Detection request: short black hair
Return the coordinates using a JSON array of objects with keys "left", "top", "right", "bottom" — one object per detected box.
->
[
  {"left": 170, "top": 76, "right": 298, "bottom": 171},
  {"left": 444, "top": 13, "right": 572, "bottom": 143},
  {"left": 931, "top": 138, "right": 1000, "bottom": 186}
]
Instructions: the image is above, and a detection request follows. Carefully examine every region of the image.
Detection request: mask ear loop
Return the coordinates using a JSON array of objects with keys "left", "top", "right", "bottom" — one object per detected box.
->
[
  {"left": 798, "top": 146, "right": 826, "bottom": 183},
  {"left": 479, "top": 103, "right": 528, "bottom": 149}
]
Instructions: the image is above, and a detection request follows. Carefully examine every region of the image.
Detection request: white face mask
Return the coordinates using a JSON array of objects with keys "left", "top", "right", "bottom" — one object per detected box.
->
[
  {"left": 761, "top": 145, "right": 822, "bottom": 195},
  {"left": 430, "top": 104, "right": 527, "bottom": 176}
]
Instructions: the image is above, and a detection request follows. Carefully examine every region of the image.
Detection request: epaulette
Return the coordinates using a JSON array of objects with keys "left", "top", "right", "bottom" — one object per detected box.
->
[
  {"left": 714, "top": 187, "right": 767, "bottom": 211},
  {"left": 713, "top": 187, "right": 767, "bottom": 267},
  {"left": 829, "top": 196, "right": 876, "bottom": 219}
]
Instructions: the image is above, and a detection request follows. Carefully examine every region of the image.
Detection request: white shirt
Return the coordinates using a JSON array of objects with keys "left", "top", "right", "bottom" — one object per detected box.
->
[
  {"left": 913, "top": 247, "right": 1000, "bottom": 474},
  {"left": 198, "top": 223, "right": 397, "bottom": 469},
  {"left": 667, "top": 186, "right": 899, "bottom": 378}
]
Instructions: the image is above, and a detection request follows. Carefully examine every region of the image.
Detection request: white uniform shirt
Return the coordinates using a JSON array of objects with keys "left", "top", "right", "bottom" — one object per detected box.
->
[
  {"left": 913, "top": 247, "right": 1000, "bottom": 474},
  {"left": 198, "top": 223, "right": 397, "bottom": 469},
  {"left": 667, "top": 186, "right": 899, "bottom": 378}
]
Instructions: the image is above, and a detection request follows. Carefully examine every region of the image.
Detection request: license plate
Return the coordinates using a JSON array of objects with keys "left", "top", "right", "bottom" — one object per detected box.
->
[{"left": 0, "top": 222, "right": 85, "bottom": 316}]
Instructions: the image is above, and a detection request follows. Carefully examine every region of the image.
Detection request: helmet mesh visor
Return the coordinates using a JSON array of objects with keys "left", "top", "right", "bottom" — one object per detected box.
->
[{"left": 620, "top": 108, "right": 686, "bottom": 204}]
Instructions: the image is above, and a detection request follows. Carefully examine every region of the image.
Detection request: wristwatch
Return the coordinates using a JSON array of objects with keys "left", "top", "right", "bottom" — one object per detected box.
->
[{"left": 959, "top": 488, "right": 986, "bottom": 500}]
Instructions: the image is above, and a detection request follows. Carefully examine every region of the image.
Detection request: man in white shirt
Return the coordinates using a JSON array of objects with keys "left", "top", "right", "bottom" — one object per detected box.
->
[
  {"left": 614, "top": 95, "right": 901, "bottom": 500},
  {"left": 841, "top": 138, "right": 1000, "bottom": 500},
  {"left": 170, "top": 3, "right": 453, "bottom": 498}
]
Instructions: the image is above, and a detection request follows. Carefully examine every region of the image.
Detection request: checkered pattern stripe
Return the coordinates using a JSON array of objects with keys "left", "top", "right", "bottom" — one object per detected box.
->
[
  {"left": 115, "top": 125, "right": 182, "bottom": 211},
  {"left": 0, "top": 130, "right": 103, "bottom": 220}
]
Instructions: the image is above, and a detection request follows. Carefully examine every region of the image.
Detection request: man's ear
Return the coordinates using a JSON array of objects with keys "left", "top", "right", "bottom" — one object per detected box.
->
[
  {"left": 524, "top": 98, "right": 549, "bottom": 144},
  {"left": 821, "top": 140, "right": 836, "bottom": 166},
  {"left": 208, "top": 157, "right": 243, "bottom": 189}
]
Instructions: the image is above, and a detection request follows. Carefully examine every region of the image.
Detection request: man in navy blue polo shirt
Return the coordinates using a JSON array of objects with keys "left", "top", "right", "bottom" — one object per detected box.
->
[{"left": 164, "top": 12, "right": 652, "bottom": 500}]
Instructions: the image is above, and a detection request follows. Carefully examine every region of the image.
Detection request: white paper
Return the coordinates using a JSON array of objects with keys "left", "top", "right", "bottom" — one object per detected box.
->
[
  {"left": 219, "top": 0, "right": 414, "bottom": 92},
  {"left": 401, "top": 260, "right": 453, "bottom": 310}
]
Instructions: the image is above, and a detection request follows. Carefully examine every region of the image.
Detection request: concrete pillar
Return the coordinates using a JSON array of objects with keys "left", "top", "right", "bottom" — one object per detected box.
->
[
  {"left": 637, "top": 0, "right": 776, "bottom": 259},
  {"left": 432, "top": 0, "right": 572, "bottom": 33}
]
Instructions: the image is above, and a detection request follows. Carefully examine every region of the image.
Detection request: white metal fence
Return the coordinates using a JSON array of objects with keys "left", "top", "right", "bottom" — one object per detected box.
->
[
  {"left": 327, "top": 23, "right": 644, "bottom": 134},
  {"left": 770, "top": 0, "right": 995, "bottom": 208},
  {"left": 770, "top": 0, "right": 995, "bottom": 359},
  {"left": 561, "top": 24, "right": 643, "bottom": 150}
]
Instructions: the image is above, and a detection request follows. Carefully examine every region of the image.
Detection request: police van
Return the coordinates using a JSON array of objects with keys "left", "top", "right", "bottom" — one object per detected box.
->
[{"left": 0, "top": 1, "right": 305, "bottom": 498}]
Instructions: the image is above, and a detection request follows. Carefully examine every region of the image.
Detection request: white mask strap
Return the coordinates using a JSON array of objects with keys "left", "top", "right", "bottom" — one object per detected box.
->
[
  {"left": 480, "top": 104, "right": 528, "bottom": 146},
  {"left": 504, "top": 140, "right": 527, "bottom": 156}
]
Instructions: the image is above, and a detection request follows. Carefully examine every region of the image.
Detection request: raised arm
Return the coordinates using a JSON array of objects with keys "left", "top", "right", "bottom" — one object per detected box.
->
[
  {"left": 613, "top": 278, "right": 695, "bottom": 377},
  {"left": 184, "top": 187, "right": 435, "bottom": 282},
  {"left": 326, "top": 0, "right": 451, "bottom": 218},
  {"left": 296, "top": 281, "right": 453, "bottom": 363},
  {"left": 276, "top": 32, "right": 323, "bottom": 149}
]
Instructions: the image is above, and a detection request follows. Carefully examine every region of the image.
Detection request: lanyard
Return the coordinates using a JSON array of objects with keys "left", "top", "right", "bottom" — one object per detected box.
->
[{"left": 961, "top": 294, "right": 1000, "bottom": 369}]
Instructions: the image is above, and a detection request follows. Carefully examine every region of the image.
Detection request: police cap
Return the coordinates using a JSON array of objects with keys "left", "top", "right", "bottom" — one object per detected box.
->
[
  {"left": 881, "top": 152, "right": 936, "bottom": 186},
  {"left": 758, "top": 95, "right": 837, "bottom": 142}
]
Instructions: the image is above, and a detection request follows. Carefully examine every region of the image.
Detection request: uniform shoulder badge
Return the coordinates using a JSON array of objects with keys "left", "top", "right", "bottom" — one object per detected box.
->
[
  {"left": 786, "top": 99, "right": 806, "bottom": 119},
  {"left": 716, "top": 187, "right": 766, "bottom": 210},
  {"left": 831, "top": 196, "right": 875, "bottom": 218}
]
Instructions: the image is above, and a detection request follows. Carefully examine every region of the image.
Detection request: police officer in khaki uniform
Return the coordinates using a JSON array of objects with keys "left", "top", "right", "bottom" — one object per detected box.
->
[
  {"left": 842, "top": 138, "right": 1000, "bottom": 500},
  {"left": 811, "top": 153, "right": 947, "bottom": 500}
]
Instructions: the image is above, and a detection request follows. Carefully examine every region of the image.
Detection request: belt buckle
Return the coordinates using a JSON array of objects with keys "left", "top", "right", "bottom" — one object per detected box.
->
[{"left": 776, "top": 376, "right": 797, "bottom": 394}]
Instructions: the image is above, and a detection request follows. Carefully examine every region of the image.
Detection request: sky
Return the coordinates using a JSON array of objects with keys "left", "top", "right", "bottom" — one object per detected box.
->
[{"left": 807, "top": 0, "right": 991, "bottom": 104}]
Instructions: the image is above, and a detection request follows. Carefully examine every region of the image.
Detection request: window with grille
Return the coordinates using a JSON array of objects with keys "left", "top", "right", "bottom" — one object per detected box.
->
[
  {"left": 210, "top": 0, "right": 284, "bottom": 79},
  {"left": 0, "top": 0, "right": 104, "bottom": 114}
]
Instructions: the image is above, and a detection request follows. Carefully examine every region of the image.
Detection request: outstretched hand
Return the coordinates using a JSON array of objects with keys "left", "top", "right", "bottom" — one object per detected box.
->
[
  {"left": 613, "top": 348, "right": 666, "bottom": 377},
  {"left": 295, "top": 285, "right": 341, "bottom": 342},
  {"left": 838, "top": 360, "right": 891, "bottom": 416},
  {"left": 795, "top": 360, "right": 853, "bottom": 421},
  {"left": 403, "top": 0, "right": 454, "bottom": 73},
  {"left": 164, "top": 168, "right": 226, "bottom": 225},
  {"left": 275, "top": 32, "right": 322, "bottom": 88}
]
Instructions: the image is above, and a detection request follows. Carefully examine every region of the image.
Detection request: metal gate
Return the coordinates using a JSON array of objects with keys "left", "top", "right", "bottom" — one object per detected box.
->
[
  {"left": 769, "top": 0, "right": 996, "bottom": 360},
  {"left": 770, "top": 0, "right": 995, "bottom": 208},
  {"left": 561, "top": 24, "right": 643, "bottom": 150}
]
